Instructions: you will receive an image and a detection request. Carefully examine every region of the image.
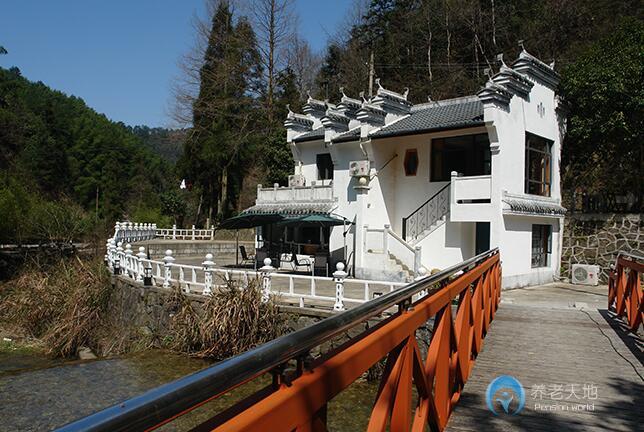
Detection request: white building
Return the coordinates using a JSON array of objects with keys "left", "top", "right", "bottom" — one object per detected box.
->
[{"left": 230, "top": 48, "right": 566, "bottom": 288}]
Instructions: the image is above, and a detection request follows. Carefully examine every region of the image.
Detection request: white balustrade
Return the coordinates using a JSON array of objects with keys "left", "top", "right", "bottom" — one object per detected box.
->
[
  {"left": 333, "top": 262, "right": 347, "bottom": 311},
  {"left": 260, "top": 258, "right": 274, "bottom": 303},
  {"left": 163, "top": 250, "right": 174, "bottom": 288}
]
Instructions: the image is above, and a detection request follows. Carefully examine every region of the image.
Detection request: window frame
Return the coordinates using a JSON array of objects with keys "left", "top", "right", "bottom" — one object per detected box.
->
[
  {"left": 403, "top": 148, "right": 419, "bottom": 176},
  {"left": 524, "top": 133, "right": 553, "bottom": 197},
  {"left": 430, "top": 133, "right": 491, "bottom": 182},
  {"left": 531, "top": 224, "right": 552, "bottom": 268},
  {"left": 316, "top": 153, "right": 334, "bottom": 181}
]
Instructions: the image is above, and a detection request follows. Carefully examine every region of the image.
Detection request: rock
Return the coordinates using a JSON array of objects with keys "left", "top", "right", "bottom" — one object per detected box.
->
[{"left": 78, "top": 346, "right": 98, "bottom": 360}]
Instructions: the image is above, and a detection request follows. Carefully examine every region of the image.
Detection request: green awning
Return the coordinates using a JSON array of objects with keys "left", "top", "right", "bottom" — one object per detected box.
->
[
  {"left": 276, "top": 214, "right": 349, "bottom": 227},
  {"left": 217, "top": 213, "right": 283, "bottom": 230}
]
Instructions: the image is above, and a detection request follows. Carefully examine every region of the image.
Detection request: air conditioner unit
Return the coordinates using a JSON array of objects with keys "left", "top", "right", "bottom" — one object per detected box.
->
[
  {"left": 349, "top": 160, "right": 370, "bottom": 177},
  {"left": 288, "top": 174, "right": 306, "bottom": 187},
  {"left": 571, "top": 264, "right": 599, "bottom": 286}
]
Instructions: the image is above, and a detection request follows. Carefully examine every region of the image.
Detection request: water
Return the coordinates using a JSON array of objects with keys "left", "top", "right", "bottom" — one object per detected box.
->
[{"left": 0, "top": 349, "right": 378, "bottom": 431}]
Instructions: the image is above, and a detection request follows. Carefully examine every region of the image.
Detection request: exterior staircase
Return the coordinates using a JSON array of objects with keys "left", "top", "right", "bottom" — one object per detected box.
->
[
  {"left": 403, "top": 183, "right": 450, "bottom": 244},
  {"left": 363, "top": 250, "right": 414, "bottom": 283}
]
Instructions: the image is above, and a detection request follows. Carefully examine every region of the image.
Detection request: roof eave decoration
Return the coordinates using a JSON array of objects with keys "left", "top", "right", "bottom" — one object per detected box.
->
[
  {"left": 321, "top": 107, "right": 350, "bottom": 131},
  {"left": 371, "top": 79, "right": 412, "bottom": 115},
  {"left": 502, "top": 192, "right": 566, "bottom": 216},
  {"left": 511, "top": 48, "right": 560, "bottom": 90},
  {"left": 336, "top": 87, "right": 362, "bottom": 116},
  {"left": 356, "top": 92, "right": 386, "bottom": 125},
  {"left": 243, "top": 201, "right": 337, "bottom": 216},
  {"left": 477, "top": 81, "right": 512, "bottom": 106},
  {"left": 492, "top": 55, "right": 534, "bottom": 98},
  {"left": 284, "top": 105, "right": 314, "bottom": 131},
  {"left": 302, "top": 93, "right": 331, "bottom": 118}
]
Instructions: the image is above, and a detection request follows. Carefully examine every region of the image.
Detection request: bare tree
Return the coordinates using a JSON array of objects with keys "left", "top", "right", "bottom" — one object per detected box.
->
[
  {"left": 246, "top": 0, "right": 296, "bottom": 123},
  {"left": 286, "top": 36, "right": 321, "bottom": 102}
]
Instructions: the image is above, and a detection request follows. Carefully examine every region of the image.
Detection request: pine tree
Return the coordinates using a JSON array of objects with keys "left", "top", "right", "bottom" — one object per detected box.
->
[{"left": 181, "top": 2, "right": 263, "bottom": 222}]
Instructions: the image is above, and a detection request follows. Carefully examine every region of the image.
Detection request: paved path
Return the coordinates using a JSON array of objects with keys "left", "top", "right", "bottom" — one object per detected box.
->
[{"left": 446, "top": 283, "right": 643, "bottom": 432}]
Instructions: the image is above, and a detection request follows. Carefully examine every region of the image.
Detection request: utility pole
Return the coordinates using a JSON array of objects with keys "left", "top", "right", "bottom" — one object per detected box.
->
[{"left": 368, "top": 49, "right": 375, "bottom": 98}]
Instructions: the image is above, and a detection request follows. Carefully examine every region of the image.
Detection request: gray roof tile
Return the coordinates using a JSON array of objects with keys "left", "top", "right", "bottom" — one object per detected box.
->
[
  {"left": 293, "top": 127, "right": 324, "bottom": 142},
  {"left": 371, "top": 98, "right": 484, "bottom": 138}
]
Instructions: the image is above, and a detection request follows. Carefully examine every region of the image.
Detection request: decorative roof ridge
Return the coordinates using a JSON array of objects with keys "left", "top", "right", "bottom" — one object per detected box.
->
[
  {"left": 339, "top": 87, "right": 362, "bottom": 108},
  {"left": 477, "top": 79, "right": 513, "bottom": 105},
  {"left": 511, "top": 43, "right": 560, "bottom": 89},
  {"left": 411, "top": 95, "right": 480, "bottom": 111},
  {"left": 284, "top": 104, "right": 314, "bottom": 129},
  {"left": 375, "top": 78, "right": 410, "bottom": 102}
]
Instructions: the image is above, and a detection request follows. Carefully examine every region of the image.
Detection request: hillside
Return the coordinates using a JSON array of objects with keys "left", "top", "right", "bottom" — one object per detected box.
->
[{"left": 0, "top": 67, "right": 176, "bottom": 243}]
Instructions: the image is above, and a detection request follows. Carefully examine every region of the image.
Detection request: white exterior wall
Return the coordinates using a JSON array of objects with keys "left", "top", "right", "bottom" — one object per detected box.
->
[
  {"left": 500, "top": 215, "right": 562, "bottom": 288},
  {"left": 484, "top": 78, "right": 564, "bottom": 288},
  {"left": 415, "top": 221, "right": 476, "bottom": 270}
]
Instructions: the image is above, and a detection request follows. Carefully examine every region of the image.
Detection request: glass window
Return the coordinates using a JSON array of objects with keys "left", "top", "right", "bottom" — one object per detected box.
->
[
  {"left": 525, "top": 133, "right": 553, "bottom": 196},
  {"left": 431, "top": 134, "right": 491, "bottom": 181},
  {"left": 316, "top": 153, "right": 333, "bottom": 180},
  {"left": 404, "top": 149, "right": 419, "bottom": 176},
  {"left": 531, "top": 224, "right": 552, "bottom": 268}
]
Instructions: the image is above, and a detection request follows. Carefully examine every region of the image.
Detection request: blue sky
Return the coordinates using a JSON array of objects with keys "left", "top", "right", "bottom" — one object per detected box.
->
[{"left": 0, "top": 0, "right": 351, "bottom": 127}]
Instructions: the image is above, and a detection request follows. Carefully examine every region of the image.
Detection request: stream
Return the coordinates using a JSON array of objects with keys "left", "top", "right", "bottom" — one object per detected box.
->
[{"left": 0, "top": 348, "right": 379, "bottom": 431}]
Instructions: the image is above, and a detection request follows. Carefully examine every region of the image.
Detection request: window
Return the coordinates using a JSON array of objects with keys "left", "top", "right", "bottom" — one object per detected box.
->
[
  {"left": 531, "top": 224, "right": 552, "bottom": 268},
  {"left": 525, "top": 133, "right": 552, "bottom": 196},
  {"left": 316, "top": 153, "right": 333, "bottom": 180},
  {"left": 431, "top": 134, "right": 491, "bottom": 181},
  {"left": 404, "top": 149, "right": 419, "bottom": 176}
]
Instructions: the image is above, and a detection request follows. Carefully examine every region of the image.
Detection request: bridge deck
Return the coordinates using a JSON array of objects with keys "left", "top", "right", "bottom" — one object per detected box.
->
[{"left": 446, "top": 283, "right": 643, "bottom": 432}]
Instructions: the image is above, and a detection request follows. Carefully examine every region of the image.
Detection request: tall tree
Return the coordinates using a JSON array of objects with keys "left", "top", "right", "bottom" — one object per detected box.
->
[
  {"left": 250, "top": 0, "right": 296, "bottom": 125},
  {"left": 180, "top": 1, "right": 263, "bottom": 222}
]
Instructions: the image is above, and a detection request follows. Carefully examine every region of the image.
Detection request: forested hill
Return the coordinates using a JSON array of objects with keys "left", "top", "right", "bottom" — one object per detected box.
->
[
  {"left": 0, "top": 67, "right": 176, "bottom": 243},
  {"left": 129, "top": 126, "right": 187, "bottom": 164}
]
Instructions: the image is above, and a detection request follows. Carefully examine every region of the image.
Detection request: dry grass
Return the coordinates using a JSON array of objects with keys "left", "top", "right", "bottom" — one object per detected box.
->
[
  {"left": 0, "top": 257, "right": 112, "bottom": 357},
  {"left": 0, "top": 258, "right": 285, "bottom": 360},
  {"left": 166, "top": 279, "right": 285, "bottom": 359}
]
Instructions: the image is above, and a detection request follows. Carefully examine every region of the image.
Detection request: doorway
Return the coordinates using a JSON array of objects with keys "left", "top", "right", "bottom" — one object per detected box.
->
[{"left": 475, "top": 222, "right": 490, "bottom": 255}]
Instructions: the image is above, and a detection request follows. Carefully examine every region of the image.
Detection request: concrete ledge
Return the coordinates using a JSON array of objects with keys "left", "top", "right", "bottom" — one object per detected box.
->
[{"left": 137, "top": 240, "right": 255, "bottom": 257}]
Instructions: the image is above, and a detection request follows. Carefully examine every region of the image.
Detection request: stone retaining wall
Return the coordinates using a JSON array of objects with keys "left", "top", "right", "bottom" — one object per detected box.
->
[
  {"left": 561, "top": 213, "right": 642, "bottom": 282},
  {"left": 110, "top": 276, "right": 433, "bottom": 360},
  {"left": 138, "top": 240, "right": 255, "bottom": 257}
]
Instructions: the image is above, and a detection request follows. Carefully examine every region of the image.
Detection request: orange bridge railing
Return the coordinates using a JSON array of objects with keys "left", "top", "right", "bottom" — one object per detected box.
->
[
  {"left": 57, "top": 249, "right": 501, "bottom": 432},
  {"left": 608, "top": 252, "right": 643, "bottom": 333}
]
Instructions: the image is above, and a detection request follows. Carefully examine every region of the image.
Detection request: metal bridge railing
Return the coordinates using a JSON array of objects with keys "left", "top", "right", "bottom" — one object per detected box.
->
[
  {"left": 608, "top": 251, "right": 643, "bottom": 333},
  {"left": 58, "top": 248, "right": 501, "bottom": 432}
]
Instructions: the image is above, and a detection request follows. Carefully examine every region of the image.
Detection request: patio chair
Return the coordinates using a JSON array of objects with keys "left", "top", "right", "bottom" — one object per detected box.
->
[
  {"left": 290, "top": 252, "right": 311, "bottom": 273},
  {"left": 239, "top": 245, "right": 255, "bottom": 266},
  {"left": 314, "top": 253, "right": 329, "bottom": 277}
]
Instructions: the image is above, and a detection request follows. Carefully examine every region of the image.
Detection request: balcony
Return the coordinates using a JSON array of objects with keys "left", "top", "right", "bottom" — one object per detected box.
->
[
  {"left": 256, "top": 182, "right": 335, "bottom": 204},
  {"left": 450, "top": 173, "right": 493, "bottom": 222}
]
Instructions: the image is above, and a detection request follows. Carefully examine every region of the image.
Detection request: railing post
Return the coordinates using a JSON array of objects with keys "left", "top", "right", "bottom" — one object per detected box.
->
[
  {"left": 114, "top": 222, "right": 121, "bottom": 242},
  {"left": 416, "top": 266, "right": 429, "bottom": 297},
  {"left": 136, "top": 247, "right": 146, "bottom": 282},
  {"left": 414, "top": 245, "right": 422, "bottom": 275},
  {"left": 108, "top": 239, "right": 116, "bottom": 270},
  {"left": 124, "top": 244, "right": 133, "bottom": 277},
  {"left": 192, "top": 225, "right": 196, "bottom": 240},
  {"left": 273, "top": 183, "right": 279, "bottom": 201},
  {"left": 128, "top": 222, "right": 134, "bottom": 242},
  {"left": 260, "top": 258, "right": 274, "bottom": 303},
  {"left": 202, "top": 253, "right": 215, "bottom": 296},
  {"left": 163, "top": 250, "right": 174, "bottom": 288},
  {"left": 333, "top": 262, "right": 347, "bottom": 311},
  {"left": 114, "top": 241, "right": 124, "bottom": 275},
  {"left": 172, "top": 224, "right": 177, "bottom": 240},
  {"left": 383, "top": 224, "right": 390, "bottom": 256}
]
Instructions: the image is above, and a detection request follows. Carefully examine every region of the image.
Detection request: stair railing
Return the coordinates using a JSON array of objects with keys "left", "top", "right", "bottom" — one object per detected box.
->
[{"left": 402, "top": 182, "right": 451, "bottom": 241}]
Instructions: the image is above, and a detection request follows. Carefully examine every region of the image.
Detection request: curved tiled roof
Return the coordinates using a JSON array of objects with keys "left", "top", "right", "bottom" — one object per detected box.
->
[{"left": 370, "top": 98, "right": 484, "bottom": 138}]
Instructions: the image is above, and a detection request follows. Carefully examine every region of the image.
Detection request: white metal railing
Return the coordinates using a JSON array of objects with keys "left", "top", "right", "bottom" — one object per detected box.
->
[
  {"left": 156, "top": 225, "right": 215, "bottom": 240},
  {"left": 113, "top": 221, "right": 157, "bottom": 244},
  {"left": 105, "top": 223, "right": 408, "bottom": 311},
  {"left": 363, "top": 224, "right": 422, "bottom": 275},
  {"left": 256, "top": 182, "right": 335, "bottom": 203}
]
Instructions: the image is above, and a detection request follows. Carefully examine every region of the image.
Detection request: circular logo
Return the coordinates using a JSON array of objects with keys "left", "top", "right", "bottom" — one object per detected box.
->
[{"left": 486, "top": 375, "right": 525, "bottom": 415}]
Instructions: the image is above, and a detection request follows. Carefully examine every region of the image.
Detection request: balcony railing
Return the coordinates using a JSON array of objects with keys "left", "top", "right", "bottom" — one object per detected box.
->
[
  {"left": 256, "top": 182, "right": 335, "bottom": 203},
  {"left": 451, "top": 173, "right": 491, "bottom": 203}
]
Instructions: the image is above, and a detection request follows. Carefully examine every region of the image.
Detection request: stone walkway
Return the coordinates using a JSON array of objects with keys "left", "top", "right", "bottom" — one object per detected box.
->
[{"left": 446, "top": 283, "right": 643, "bottom": 432}]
